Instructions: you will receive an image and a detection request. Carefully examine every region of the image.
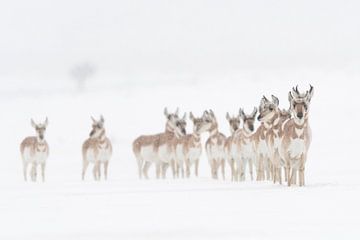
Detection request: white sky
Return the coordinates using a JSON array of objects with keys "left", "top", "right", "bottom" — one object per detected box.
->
[{"left": 0, "top": 0, "right": 359, "bottom": 81}]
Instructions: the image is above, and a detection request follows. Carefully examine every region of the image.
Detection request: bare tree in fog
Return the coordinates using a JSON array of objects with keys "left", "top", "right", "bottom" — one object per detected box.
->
[{"left": 70, "top": 63, "right": 96, "bottom": 91}]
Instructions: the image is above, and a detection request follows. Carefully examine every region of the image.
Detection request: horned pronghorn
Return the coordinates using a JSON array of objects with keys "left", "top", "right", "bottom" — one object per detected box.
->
[
  {"left": 262, "top": 95, "right": 292, "bottom": 184},
  {"left": 224, "top": 112, "right": 241, "bottom": 181},
  {"left": 280, "top": 85, "right": 314, "bottom": 186},
  {"left": 253, "top": 97, "right": 273, "bottom": 181},
  {"left": 20, "top": 118, "right": 49, "bottom": 182},
  {"left": 82, "top": 115, "right": 112, "bottom": 181},
  {"left": 235, "top": 107, "right": 257, "bottom": 181},
  {"left": 132, "top": 108, "right": 186, "bottom": 179},
  {"left": 174, "top": 111, "right": 212, "bottom": 178},
  {"left": 205, "top": 110, "right": 227, "bottom": 180}
]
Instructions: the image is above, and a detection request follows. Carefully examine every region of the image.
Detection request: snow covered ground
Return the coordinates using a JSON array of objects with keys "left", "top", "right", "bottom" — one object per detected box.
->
[
  {"left": 0, "top": 77, "right": 359, "bottom": 239},
  {"left": 1, "top": 0, "right": 360, "bottom": 238}
]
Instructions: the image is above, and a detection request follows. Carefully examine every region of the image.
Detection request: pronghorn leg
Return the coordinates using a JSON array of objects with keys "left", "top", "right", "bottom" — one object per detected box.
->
[
  {"left": 82, "top": 161, "right": 89, "bottom": 180},
  {"left": 155, "top": 163, "right": 161, "bottom": 179},
  {"left": 23, "top": 162, "right": 28, "bottom": 181},
  {"left": 249, "top": 160, "right": 254, "bottom": 181},
  {"left": 278, "top": 167, "right": 282, "bottom": 185},
  {"left": 185, "top": 159, "right": 190, "bottom": 178},
  {"left": 211, "top": 159, "right": 217, "bottom": 179},
  {"left": 92, "top": 163, "right": 99, "bottom": 180},
  {"left": 242, "top": 159, "right": 247, "bottom": 181},
  {"left": 230, "top": 159, "right": 235, "bottom": 181},
  {"left": 195, "top": 159, "right": 199, "bottom": 177},
  {"left": 289, "top": 168, "right": 296, "bottom": 187},
  {"left": 98, "top": 163, "right": 101, "bottom": 180},
  {"left": 104, "top": 161, "right": 109, "bottom": 180},
  {"left": 136, "top": 157, "right": 143, "bottom": 179},
  {"left": 256, "top": 156, "right": 262, "bottom": 181},
  {"left": 143, "top": 162, "right": 151, "bottom": 179},
  {"left": 31, "top": 164, "right": 37, "bottom": 182},
  {"left": 41, "top": 163, "right": 46, "bottom": 182},
  {"left": 161, "top": 162, "right": 169, "bottom": 179},
  {"left": 265, "top": 159, "right": 270, "bottom": 181},
  {"left": 221, "top": 159, "right": 225, "bottom": 180},
  {"left": 170, "top": 160, "right": 176, "bottom": 178}
]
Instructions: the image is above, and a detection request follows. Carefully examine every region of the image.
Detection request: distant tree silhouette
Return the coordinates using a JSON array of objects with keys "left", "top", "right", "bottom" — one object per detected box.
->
[{"left": 70, "top": 63, "right": 96, "bottom": 91}]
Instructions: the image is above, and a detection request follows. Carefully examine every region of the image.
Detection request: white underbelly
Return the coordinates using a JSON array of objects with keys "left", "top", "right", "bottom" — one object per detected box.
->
[
  {"left": 241, "top": 142, "right": 254, "bottom": 159},
  {"left": 86, "top": 148, "right": 111, "bottom": 163},
  {"left": 257, "top": 140, "right": 268, "bottom": 156},
  {"left": 140, "top": 145, "right": 158, "bottom": 163},
  {"left": 206, "top": 144, "right": 225, "bottom": 162},
  {"left": 289, "top": 138, "right": 306, "bottom": 159},
  {"left": 188, "top": 147, "right": 201, "bottom": 162},
  {"left": 22, "top": 148, "right": 48, "bottom": 164},
  {"left": 158, "top": 144, "right": 173, "bottom": 163}
]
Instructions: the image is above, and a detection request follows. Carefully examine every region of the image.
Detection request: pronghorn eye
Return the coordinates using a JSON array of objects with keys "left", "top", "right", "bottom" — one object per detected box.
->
[{"left": 269, "top": 106, "right": 274, "bottom": 111}]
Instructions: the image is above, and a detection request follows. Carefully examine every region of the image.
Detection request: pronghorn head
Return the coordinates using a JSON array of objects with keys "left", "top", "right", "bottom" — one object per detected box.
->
[
  {"left": 257, "top": 95, "right": 279, "bottom": 123},
  {"left": 90, "top": 115, "right": 105, "bottom": 138},
  {"left": 279, "top": 108, "right": 291, "bottom": 122},
  {"left": 164, "top": 108, "right": 186, "bottom": 136},
  {"left": 288, "top": 85, "right": 314, "bottom": 123},
  {"left": 226, "top": 112, "right": 241, "bottom": 134},
  {"left": 189, "top": 111, "right": 212, "bottom": 134},
  {"left": 31, "top": 118, "right": 48, "bottom": 141},
  {"left": 240, "top": 107, "right": 257, "bottom": 133},
  {"left": 205, "top": 109, "right": 219, "bottom": 131}
]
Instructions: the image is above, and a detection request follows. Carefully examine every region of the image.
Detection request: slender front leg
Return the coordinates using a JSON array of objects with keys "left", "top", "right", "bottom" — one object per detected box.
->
[
  {"left": 143, "top": 162, "right": 151, "bottom": 179},
  {"left": 155, "top": 163, "right": 161, "bottom": 179},
  {"left": 93, "top": 163, "right": 99, "bottom": 181},
  {"left": 221, "top": 159, "right": 225, "bottom": 180},
  {"left": 31, "top": 164, "right": 37, "bottom": 182},
  {"left": 41, "top": 163, "right": 46, "bottom": 182},
  {"left": 82, "top": 160, "right": 89, "bottom": 180},
  {"left": 104, "top": 161, "right": 109, "bottom": 180},
  {"left": 195, "top": 159, "right": 199, "bottom": 177},
  {"left": 23, "top": 162, "right": 28, "bottom": 181}
]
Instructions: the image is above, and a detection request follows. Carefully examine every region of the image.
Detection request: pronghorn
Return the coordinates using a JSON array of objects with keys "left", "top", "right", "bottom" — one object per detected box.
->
[
  {"left": 253, "top": 97, "right": 273, "bottom": 181},
  {"left": 20, "top": 118, "right": 49, "bottom": 182},
  {"left": 205, "top": 110, "right": 227, "bottom": 180},
  {"left": 280, "top": 85, "right": 314, "bottom": 186},
  {"left": 235, "top": 107, "right": 257, "bottom": 181},
  {"left": 224, "top": 112, "right": 241, "bottom": 181},
  {"left": 132, "top": 108, "right": 185, "bottom": 179},
  {"left": 174, "top": 111, "right": 212, "bottom": 178},
  {"left": 262, "top": 95, "right": 292, "bottom": 184},
  {"left": 82, "top": 115, "right": 112, "bottom": 181}
]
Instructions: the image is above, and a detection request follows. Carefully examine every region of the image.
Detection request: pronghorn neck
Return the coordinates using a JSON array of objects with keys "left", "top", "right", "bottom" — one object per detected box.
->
[
  {"left": 209, "top": 125, "right": 219, "bottom": 137},
  {"left": 98, "top": 129, "right": 107, "bottom": 142},
  {"left": 165, "top": 122, "right": 174, "bottom": 134},
  {"left": 242, "top": 128, "right": 253, "bottom": 138},
  {"left": 36, "top": 136, "right": 46, "bottom": 144},
  {"left": 192, "top": 131, "right": 201, "bottom": 142}
]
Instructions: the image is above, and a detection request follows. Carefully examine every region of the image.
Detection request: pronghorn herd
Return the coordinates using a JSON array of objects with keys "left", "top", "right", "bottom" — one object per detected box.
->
[
  {"left": 133, "top": 85, "right": 314, "bottom": 186},
  {"left": 19, "top": 85, "right": 313, "bottom": 187}
]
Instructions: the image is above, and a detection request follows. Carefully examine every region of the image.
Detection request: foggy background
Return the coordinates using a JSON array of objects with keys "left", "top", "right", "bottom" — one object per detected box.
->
[{"left": 1, "top": 0, "right": 359, "bottom": 93}]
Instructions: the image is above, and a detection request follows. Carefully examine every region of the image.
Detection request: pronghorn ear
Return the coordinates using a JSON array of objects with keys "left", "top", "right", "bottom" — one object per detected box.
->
[
  {"left": 189, "top": 112, "right": 194, "bottom": 121},
  {"left": 175, "top": 107, "right": 179, "bottom": 117},
  {"left": 44, "top": 117, "right": 49, "bottom": 127},
  {"left": 91, "top": 116, "right": 97, "bottom": 123},
  {"left": 164, "top": 107, "right": 169, "bottom": 118},
  {"left": 262, "top": 95, "right": 269, "bottom": 103},
  {"left": 100, "top": 115, "right": 105, "bottom": 123},
  {"left": 31, "top": 119, "right": 36, "bottom": 128},
  {"left": 307, "top": 85, "right": 314, "bottom": 101},
  {"left": 203, "top": 110, "right": 209, "bottom": 117},
  {"left": 251, "top": 107, "right": 258, "bottom": 118},
  {"left": 239, "top": 108, "right": 245, "bottom": 120},
  {"left": 226, "top": 112, "right": 230, "bottom": 121},
  {"left": 288, "top": 91, "right": 293, "bottom": 103},
  {"left": 271, "top": 95, "right": 279, "bottom": 106}
]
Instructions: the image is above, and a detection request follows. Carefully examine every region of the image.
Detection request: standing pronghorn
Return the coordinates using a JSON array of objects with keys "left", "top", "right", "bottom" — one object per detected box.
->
[
  {"left": 253, "top": 97, "right": 273, "bottom": 181},
  {"left": 82, "top": 115, "right": 112, "bottom": 181},
  {"left": 132, "top": 108, "right": 186, "bottom": 179},
  {"left": 174, "top": 111, "right": 212, "bottom": 178},
  {"left": 205, "top": 110, "right": 227, "bottom": 180},
  {"left": 263, "top": 95, "right": 292, "bottom": 184},
  {"left": 280, "top": 85, "right": 314, "bottom": 186},
  {"left": 20, "top": 118, "right": 49, "bottom": 182},
  {"left": 235, "top": 108, "right": 257, "bottom": 181},
  {"left": 224, "top": 112, "right": 241, "bottom": 181}
]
